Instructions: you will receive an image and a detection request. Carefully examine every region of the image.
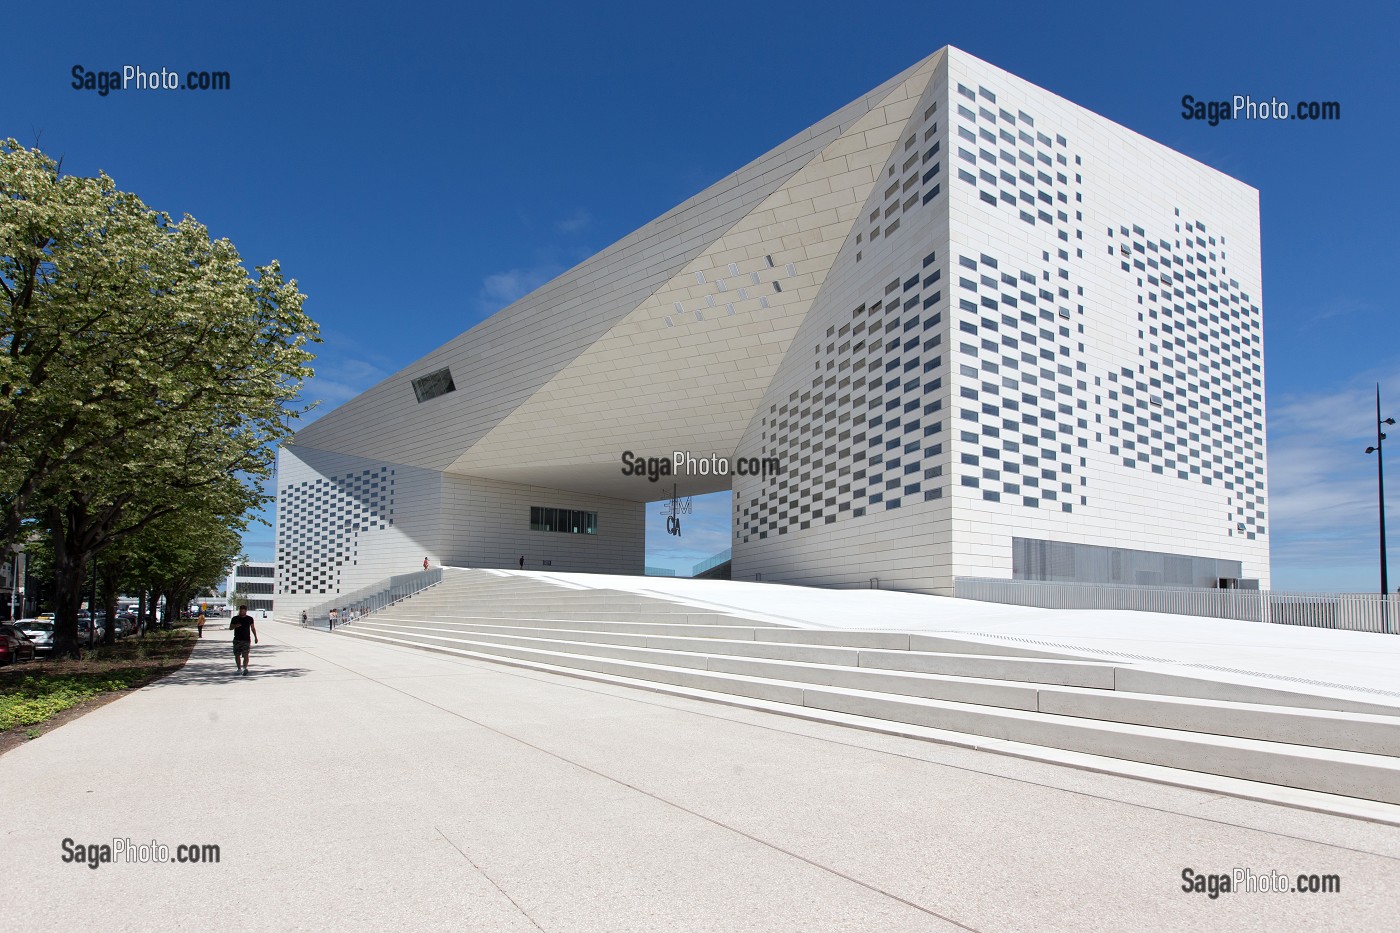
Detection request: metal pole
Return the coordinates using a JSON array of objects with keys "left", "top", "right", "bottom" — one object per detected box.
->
[
  {"left": 89, "top": 552, "right": 97, "bottom": 649},
  {"left": 1377, "top": 385, "right": 1390, "bottom": 598}
]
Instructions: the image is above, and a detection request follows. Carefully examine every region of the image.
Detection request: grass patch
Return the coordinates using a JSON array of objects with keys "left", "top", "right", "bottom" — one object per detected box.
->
[{"left": 0, "top": 629, "right": 197, "bottom": 732}]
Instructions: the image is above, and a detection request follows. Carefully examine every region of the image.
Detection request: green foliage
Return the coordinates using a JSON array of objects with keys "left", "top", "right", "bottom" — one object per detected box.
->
[
  {"left": 0, "top": 138, "right": 320, "bottom": 652},
  {"left": 0, "top": 628, "right": 195, "bottom": 730},
  {"left": 122, "top": 514, "right": 244, "bottom": 609},
  {"left": 1, "top": 139, "right": 319, "bottom": 549},
  {"left": 0, "top": 672, "right": 146, "bottom": 729}
]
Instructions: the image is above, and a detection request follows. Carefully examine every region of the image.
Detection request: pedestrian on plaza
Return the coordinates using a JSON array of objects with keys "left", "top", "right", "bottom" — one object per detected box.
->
[
  {"left": 301, "top": 610, "right": 308, "bottom": 626},
  {"left": 328, "top": 607, "right": 337, "bottom": 630},
  {"left": 518, "top": 555, "right": 525, "bottom": 569},
  {"left": 229, "top": 604, "right": 257, "bottom": 676},
  {"left": 423, "top": 556, "right": 429, "bottom": 571},
  {"left": 196, "top": 610, "right": 205, "bottom": 639}
]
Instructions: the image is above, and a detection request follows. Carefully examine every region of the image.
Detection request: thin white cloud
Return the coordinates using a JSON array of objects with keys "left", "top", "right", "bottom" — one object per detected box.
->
[
  {"left": 554, "top": 209, "right": 591, "bottom": 234},
  {"left": 295, "top": 357, "right": 391, "bottom": 425},
  {"left": 1268, "top": 370, "right": 1400, "bottom": 590},
  {"left": 477, "top": 265, "right": 562, "bottom": 314}
]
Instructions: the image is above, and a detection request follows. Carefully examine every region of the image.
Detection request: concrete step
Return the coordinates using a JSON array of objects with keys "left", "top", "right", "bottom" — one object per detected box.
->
[
  {"left": 336, "top": 626, "right": 1400, "bottom": 805},
  {"left": 345, "top": 622, "right": 1400, "bottom": 757},
  {"left": 380, "top": 580, "right": 1400, "bottom": 717},
  {"left": 375, "top": 607, "right": 769, "bottom": 627},
  {"left": 368, "top": 614, "right": 784, "bottom": 641},
  {"left": 406, "top": 607, "right": 756, "bottom": 622},
  {"left": 354, "top": 618, "right": 1118, "bottom": 686},
  {"left": 360, "top": 610, "right": 1400, "bottom": 716}
]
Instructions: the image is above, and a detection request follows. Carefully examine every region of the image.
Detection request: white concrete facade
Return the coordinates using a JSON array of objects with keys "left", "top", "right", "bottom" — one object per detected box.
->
[
  {"left": 226, "top": 560, "right": 276, "bottom": 612},
  {"left": 275, "top": 445, "right": 642, "bottom": 615},
  {"left": 276, "top": 46, "right": 1266, "bottom": 609}
]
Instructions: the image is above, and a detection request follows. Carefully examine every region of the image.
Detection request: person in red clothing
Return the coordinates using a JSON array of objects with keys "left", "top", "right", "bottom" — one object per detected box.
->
[{"left": 423, "top": 556, "right": 429, "bottom": 571}]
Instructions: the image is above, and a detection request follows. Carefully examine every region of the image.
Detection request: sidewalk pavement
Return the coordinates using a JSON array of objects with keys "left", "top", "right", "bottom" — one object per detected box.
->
[{"left": 4, "top": 623, "right": 1398, "bottom": 932}]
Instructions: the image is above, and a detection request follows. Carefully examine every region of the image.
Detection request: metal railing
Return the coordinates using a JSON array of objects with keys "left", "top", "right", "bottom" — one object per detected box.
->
[
  {"left": 692, "top": 548, "right": 732, "bottom": 576},
  {"left": 302, "top": 568, "right": 443, "bottom": 630},
  {"left": 953, "top": 577, "right": 1399, "bottom": 635}
]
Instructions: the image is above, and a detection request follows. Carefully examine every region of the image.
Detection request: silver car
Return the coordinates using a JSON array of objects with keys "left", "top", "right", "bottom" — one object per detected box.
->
[{"left": 14, "top": 619, "right": 53, "bottom": 654}]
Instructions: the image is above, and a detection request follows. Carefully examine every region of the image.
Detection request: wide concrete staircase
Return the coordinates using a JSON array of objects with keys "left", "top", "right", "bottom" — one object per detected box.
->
[{"left": 333, "top": 569, "right": 1400, "bottom": 812}]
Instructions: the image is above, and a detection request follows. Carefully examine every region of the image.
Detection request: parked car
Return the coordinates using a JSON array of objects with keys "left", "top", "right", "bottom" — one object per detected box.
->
[
  {"left": 14, "top": 619, "right": 54, "bottom": 655},
  {"left": 0, "top": 623, "right": 37, "bottom": 664},
  {"left": 75, "top": 613, "right": 105, "bottom": 644}
]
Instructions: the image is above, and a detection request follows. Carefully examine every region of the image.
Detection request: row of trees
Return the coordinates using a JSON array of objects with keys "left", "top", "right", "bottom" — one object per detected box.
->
[{"left": 1, "top": 139, "right": 318, "bottom": 655}]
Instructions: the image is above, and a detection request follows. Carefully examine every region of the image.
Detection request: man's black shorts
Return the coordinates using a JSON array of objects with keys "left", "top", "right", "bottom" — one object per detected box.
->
[{"left": 233, "top": 640, "right": 251, "bottom": 658}]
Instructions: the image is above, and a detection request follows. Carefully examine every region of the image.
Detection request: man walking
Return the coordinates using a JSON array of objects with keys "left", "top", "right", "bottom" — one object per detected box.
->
[
  {"left": 229, "top": 604, "right": 257, "bottom": 676},
  {"left": 518, "top": 555, "right": 525, "bottom": 570}
]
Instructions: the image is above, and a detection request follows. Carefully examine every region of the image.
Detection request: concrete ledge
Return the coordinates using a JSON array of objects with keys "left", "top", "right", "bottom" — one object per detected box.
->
[
  {"left": 859, "top": 649, "right": 1117, "bottom": 688},
  {"left": 799, "top": 686, "right": 1400, "bottom": 805},
  {"left": 1114, "top": 667, "right": 1400, "bottom": 717},
  {"left": 907, "top": 633, "right": 1090, "bottom": 660},
  {"left": 1039, "top": 687, "right": 1400, "bottom": 757}
]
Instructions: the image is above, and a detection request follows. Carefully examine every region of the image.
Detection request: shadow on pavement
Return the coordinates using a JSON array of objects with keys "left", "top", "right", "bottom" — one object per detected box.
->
[{"left": 145, "top": 643, "right": 311, "bottom": 686}]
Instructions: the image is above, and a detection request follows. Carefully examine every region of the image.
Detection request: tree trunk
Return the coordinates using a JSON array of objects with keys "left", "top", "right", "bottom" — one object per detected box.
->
[
  {"left": 51, "top": 558, "right": 85, "bottom": 659},
  {"left": 100, "top": 564, "right": 121, "bottom": 646},
  {"left": 47, "top": 505, "right": 94, "bottom": 659}
]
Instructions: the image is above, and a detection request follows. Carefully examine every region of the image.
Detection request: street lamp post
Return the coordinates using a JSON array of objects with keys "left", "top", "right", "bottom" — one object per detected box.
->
[
  {"left": 88, "top": 552, "right": 97, "bottom": 650},
  {"left": 1364, "top": 384, "right": 1395, "bottom": 613}
]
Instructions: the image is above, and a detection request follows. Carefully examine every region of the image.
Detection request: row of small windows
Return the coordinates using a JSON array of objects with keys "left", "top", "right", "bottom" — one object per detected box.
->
[
  {"left": 1115, "top": 216, "right": 1266, "bottom": 536},
  {"left": 275, "top": 468, "right": 394, "bottom": 594},
  {"left": 529, "top": 506, "right": 599, "bottom": 535}
]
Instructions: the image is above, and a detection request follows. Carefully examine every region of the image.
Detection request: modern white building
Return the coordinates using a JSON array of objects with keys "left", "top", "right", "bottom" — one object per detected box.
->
[
  {"left": 275, "top": 47, "right": 1267, "bottom": 616},
  {"left": 226, "top": 561, "right": 276, "bottom": 612}
]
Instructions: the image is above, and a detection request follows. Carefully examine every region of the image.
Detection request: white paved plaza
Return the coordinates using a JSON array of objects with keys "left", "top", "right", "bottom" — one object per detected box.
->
[{"left": 4, "top": 621, "right": 1398, "bottom": 931}]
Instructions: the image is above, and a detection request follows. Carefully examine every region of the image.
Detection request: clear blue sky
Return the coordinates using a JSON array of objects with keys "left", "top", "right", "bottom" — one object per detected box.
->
[{"left": 11, "top": 0, "right": 1399, "bottom": 588}]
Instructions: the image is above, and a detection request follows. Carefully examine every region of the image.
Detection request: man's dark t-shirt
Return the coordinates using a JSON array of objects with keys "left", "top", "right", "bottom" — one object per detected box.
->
[{"left": 230, "top": 614, "right": 255, "bottom": 643}]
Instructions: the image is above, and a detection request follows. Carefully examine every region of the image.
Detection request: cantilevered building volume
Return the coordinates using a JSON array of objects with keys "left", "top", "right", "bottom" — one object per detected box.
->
[{"left": 275, "top": 47, "right": 1267, "bottom": 615}]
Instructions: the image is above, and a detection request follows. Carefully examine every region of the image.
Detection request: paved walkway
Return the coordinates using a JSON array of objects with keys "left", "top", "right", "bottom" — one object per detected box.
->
[{"left": 5, "top": 623, "right": 1399, "bottom": 931}]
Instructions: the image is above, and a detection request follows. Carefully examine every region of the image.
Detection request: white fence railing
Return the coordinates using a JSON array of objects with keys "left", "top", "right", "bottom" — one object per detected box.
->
[
  {"left": 953, "top": 578, "right": 1399, "bottom": 635},
  {"left": 303, "top": 568, "right": 443, "bottom": 629}
]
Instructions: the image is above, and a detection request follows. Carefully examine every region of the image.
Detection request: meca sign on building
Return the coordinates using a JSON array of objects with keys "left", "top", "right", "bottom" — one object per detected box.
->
[{"left": 275, "top": 47, "right": 1267, "bottom": 614}]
